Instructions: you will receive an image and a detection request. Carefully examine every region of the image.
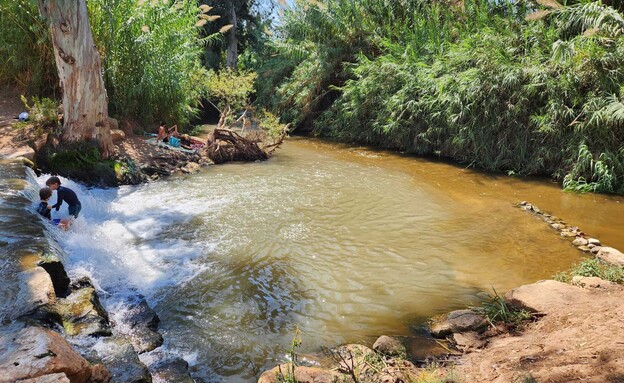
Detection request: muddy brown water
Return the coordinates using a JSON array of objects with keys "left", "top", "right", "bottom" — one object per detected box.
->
[{"left": 5, "top": 139, "right": 624, "bottom": 382}]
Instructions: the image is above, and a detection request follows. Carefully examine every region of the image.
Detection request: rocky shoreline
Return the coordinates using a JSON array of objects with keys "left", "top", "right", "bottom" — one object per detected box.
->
[{"left": 0, "top": 160, "right": 192, "bottom": 383}]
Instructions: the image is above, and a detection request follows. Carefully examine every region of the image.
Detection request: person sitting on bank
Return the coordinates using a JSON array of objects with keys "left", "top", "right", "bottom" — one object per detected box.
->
[
  {"left": 37, "top": 186, "right": 71, "bottom": 229},
  {"left": 157, "top": 122, "right": 179, "bottom": 143},
  {"left": 45, "top": 176, "right": 82, "bottom": 218}
]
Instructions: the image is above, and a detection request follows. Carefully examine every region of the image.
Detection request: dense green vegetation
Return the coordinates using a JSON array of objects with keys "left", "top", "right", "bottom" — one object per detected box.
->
[
  {"left": 259, "top": 0, "right": 624, "bottom": 193},
  {"left": 4, "top": 0, "right": 624, "bottom": 193}
]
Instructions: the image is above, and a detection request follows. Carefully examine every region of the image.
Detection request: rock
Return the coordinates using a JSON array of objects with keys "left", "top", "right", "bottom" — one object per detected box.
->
[
  {"left": 588, "top": 238, "right": 601, "bottom": 246},
  {"left": 596, "top": 247, "right": 624, "bottom": 266},
  {"left": 17, "top": 373, "right": 70, "bottom": 383},
  {"left": 180, "top": 162, "right": 201, "bottom": 174},
  {"left": 114, "top": 298, "right": 163, "bottom": 354},
  {"left": 110, "top": 129, "right": 126, "bottom": 142},
  {"left": 373, "top": 336, "right": 406, "bottom": 357},
  {"left": 588, "top": 243, "right": 596, "bottom": 249},
  {"left": 258, "top": 364, "right": 344, "bottom": 383},
  {"left": 452, "top": 332, "right": 486, "bottom": 352},
  {"left": 54, "top": 279, "right": 111, "bottom": 337},
  {"left": 590, "top": 246, "right": 602, "bottom": 255},
  {"left": 550, "top": 223, "right": 564, "bottom": 230},
  {"left": 0, "top": 327, "right": 92, "bottom": 383},
  {"left": 89, "top": 364, "right": 111, "bottom": 383},
  {"left": 107, "top": 117, "right": 119, "bottom": 131},
  {"left": 37, "top": 258, "right": 70, "bottom": 297},
  {"left": 11, "top": 267, "right": 55, "bottom": 320},
  {"left": 571, "top": 276, "right": 614, "bottom": 288},
  {"left": 560, "top": 230, "right": 576, "bottom": 238},
  {"left": 572, "top": 237, "right": 588, "bottom": 246},
  {"left": 578, "top": 245, "right": 591, "bottom": 253},
  {"left": 92, "top": 337, "right": 151, "bottom": 383},
  {"left": 429, "top": 310, "right": 488, "bottom": 338},
  {"left": 504, "top": 280, "right": 584, "bottom": 314},
  {"left": 147, "top": 356, "right": 193, "bottom": 383}
]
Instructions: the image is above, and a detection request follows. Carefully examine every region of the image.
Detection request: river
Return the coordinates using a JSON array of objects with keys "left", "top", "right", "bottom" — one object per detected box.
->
[{"left": 15, "top": 138, "right": 624, "bottom": 382}]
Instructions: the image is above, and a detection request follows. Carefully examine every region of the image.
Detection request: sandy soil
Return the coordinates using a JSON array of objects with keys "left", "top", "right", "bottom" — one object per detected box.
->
[
  {"left": 0, "top": 87, "right": 34, "bottom": 159},
  {"left": 453, "top": 280, "right": 624, "bottom": 383}
]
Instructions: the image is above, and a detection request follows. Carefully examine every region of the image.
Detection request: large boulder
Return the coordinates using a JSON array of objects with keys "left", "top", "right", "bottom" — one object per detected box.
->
[
  {"left": 372, "top": 336, "right": 406, "bottom": 358},
  {"left": 53, "top": 278, "right": 110, "bottom": 337},
  {"left": 596, "top": 247, "right": 624, "bottom": 266},
  {"left": 429, "top": 310, "right": 488, "bottom": 338},
  {"left": 504, "top": 280, "right": 584, "bottom": 314},
  {"left": 10, "top": 267, "right": 56, "bottom": 320},
  {"left": 0, "top": 327, "right": 92, "bottom": 383}
]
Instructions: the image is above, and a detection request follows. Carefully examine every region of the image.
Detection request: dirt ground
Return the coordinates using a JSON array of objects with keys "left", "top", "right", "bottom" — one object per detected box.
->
[
  {"left": 0, "top": 87, "right": 33, "bottom": 159},
  {"left": 454, "top": 281, "right": 624, "bottom": 383}
]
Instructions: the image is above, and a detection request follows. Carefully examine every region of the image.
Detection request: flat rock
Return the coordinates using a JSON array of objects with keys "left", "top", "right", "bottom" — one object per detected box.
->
[
  {"left": 429, "top": 310, "right": 487, "bottom": 338},
  {"left": 0, "top": 327, "right": 92, "bottom": 383},
  {"left": 571, "top": 276, "right": 614, "bottom": 288},
  {"left": 11, "top": 267, "right": 55, "bottom": 320},
  {"left": 17, "top": 373, "right": 70, "bottom": 383},
  {"left": 590, "top": 245, "right": 602, "bottom": 255},
  {"left": 578, "top": 245, "right": 591, "bottom": 253},
  {"left": 596, "top": 247, "right": 624, "bottom": 266},
  {"left": 588, "top": 238, "right": 601, "bottom": 246},
  {"left": 572, "top": 237, "right": 588, "bottom": 246},
  {"left": 504, "top": 280, "right": 585, "bottom": 314},
  {"left": 452, "top": 332, "right": 487, "bottom": 352},
  {"left": 373, "top": 335, "right": 406, "bottom": 357},
  {"left": 258, "top": 364, "right": 344, "bottom": 383}
]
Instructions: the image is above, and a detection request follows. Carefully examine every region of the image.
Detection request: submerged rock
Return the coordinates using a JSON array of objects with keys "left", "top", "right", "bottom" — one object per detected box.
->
[
  {"left": 146, "top": 355, "right": 193, "bottom": 383},
  {"left": 429, "top": 310, "right": 488, "bottom": 338},
  {"left": 596, "top": 247, "right": 624, "bottom": 266},
  {"left": 91, "top": 337, "right": 152, "bottom": 383},
  {"left": 372, "top": 336, "right": 406, "bottom": 358}
]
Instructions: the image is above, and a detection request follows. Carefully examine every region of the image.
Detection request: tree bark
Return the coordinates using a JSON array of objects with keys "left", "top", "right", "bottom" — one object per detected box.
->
[
  {"left": 38, "top": 0, "right": 113, "bottom": 158},
  {"left": 226, "top": 2, "right": 238, "bottom": 69}
]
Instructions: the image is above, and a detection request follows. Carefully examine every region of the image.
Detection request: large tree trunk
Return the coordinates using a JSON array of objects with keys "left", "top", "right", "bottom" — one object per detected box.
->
[
  {"left": 226, "top": 2, "right": 238, "bottom": 69},
  {"left": 38, "top": 0, "right": 113, "bottom": 158}
]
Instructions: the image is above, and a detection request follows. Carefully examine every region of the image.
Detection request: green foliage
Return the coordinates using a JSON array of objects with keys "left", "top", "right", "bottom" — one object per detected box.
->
[
  {"left": 87, "top": 0, "right": 219, "bottom": 126},
  {"left": 19, "top": 95, "right": 60, "bottom": 129},
  {"left": 0, "top": 0, "right": 58, "bottom": 95},
  {"left": 554, "top": 258, "right": 624, "bottom": 283},
  {"left": 276, "top": 326, "right": 301, "bottom": 383},
  {"left": 261, "top": 0, "right": 624, "bottom": 194},
  {"left": 205, "top": 68, "right": 257, "bottom": 113},
  {"left": 475, "top": 288, "right": 533, "bottom": 327}
]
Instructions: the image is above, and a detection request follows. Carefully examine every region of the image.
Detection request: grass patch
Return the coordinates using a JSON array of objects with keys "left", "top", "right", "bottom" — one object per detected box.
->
[
  {"left": 474, "top": 288, "right": 533, "bottom": 328},
  {"left": 554, "top": 258, "right": 624, "bottom": 284}
]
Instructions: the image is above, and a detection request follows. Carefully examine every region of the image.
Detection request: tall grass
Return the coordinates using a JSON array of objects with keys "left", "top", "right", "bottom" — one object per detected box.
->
[
  {"left": 260, "top": 0, "right": 624, "bottom": 194},
  {"left": 88, "top": 0, "right": 213, "bottom": 126},
  {"left": 0, "top": 0, "right": 58, "bottom": 95}
]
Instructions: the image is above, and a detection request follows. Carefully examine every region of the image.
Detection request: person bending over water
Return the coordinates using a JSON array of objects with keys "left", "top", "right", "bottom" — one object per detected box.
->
[{"left": 45, "top": 176, "right": 81, "bottom": 218}]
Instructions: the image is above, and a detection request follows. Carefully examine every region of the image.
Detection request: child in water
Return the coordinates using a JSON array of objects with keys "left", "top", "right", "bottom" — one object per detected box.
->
[
  {"left": 45, "top": 176, "right": 81, "bottom": 218},
  {"left": 37, "top": 187, "right": 71, "bottom": 230}
]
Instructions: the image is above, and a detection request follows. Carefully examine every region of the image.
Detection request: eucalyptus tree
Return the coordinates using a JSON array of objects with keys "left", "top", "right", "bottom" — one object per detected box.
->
[{"left": 38, "top": 0, "right": 113, "bottom": 157}]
